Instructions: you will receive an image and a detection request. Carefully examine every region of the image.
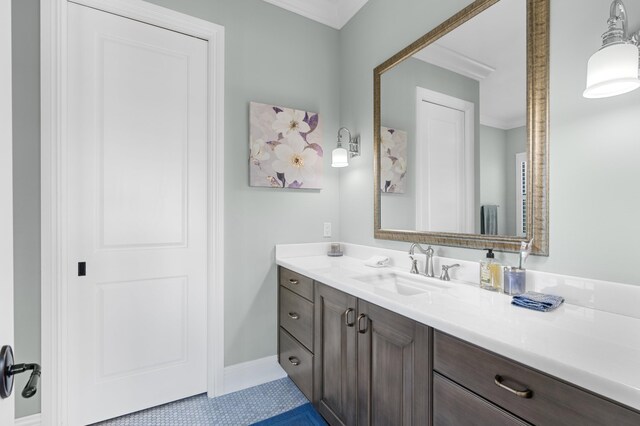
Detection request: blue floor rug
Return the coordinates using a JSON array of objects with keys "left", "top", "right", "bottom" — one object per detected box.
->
[{"left": 251, "top": 403, "right": 327, "bottom": 426}]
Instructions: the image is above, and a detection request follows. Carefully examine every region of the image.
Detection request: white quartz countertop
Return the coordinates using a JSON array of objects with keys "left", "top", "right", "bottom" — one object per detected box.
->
[{"left": 276, "top": 245, "right": 640, "bottom": 412}]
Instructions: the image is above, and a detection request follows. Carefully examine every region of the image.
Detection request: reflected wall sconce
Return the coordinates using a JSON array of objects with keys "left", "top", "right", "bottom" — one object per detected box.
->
[
  {"left": 584, "top": 0, "right": 640, "bottom": 98},
  {"left": 331, "top": 127, "right": 360, "bottom": 168}
]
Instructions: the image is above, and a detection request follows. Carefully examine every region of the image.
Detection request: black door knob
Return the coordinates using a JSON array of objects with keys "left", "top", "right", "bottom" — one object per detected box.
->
[{"left": 0, "top": 345, "right": 41, "bottom": 399}]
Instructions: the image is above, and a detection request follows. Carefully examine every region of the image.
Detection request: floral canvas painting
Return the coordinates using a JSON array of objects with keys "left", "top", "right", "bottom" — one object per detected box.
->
[
  {"left": 250, "top": 102, "right": 323, "bottom": 189},
  {"left": 380, "top": 126, "right": 407, "bottom": 193}
]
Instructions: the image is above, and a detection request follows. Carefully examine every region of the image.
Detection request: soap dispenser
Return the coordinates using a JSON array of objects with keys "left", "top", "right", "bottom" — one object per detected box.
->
[{"left": 480, "top": 249, "right": 502, "bottom": 291}]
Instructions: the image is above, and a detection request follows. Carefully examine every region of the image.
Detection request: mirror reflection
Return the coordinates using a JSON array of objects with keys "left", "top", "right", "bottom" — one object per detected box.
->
[{"left": 380, "top": 0, "right": 527, "bottom": 237}]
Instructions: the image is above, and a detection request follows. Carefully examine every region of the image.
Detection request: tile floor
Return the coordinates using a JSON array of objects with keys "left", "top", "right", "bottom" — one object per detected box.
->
[{"left": 92, "top": 378, "right": 308, "bottom": 425}]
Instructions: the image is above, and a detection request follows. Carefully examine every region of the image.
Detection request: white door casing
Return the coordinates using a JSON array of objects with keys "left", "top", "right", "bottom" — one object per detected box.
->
[
  {"left": 0, "top": 0, "right": 15, "bottom": 423},
  {"left": 415, "top": 87, "right": 475, "bottom": 233},
  {"left": 41, "top": 1, "right": 225, "bottom": 424}
]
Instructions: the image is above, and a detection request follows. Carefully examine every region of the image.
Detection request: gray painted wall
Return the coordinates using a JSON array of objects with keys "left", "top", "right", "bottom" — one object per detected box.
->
[
  {"left": 12, "top": 0, "right": 340, "bottom": 418},
  {"left": 340, "top": 0, "right": 640, "bottom": 283},
  {"left": 505, "top": 126, "right": 527, "bottom": 236},
  {"left": 479, "top": 125, "right": 508, "bottom": 234},
  {"left": 12, "top": 0, "right": 40, "bottom": 418}
]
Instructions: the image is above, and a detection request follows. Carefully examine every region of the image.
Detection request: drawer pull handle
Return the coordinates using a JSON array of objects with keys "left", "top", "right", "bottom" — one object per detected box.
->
[
  {"left": 344, "top": 308, "right": 355, "bottom": 327},
  {"left": 357, "top": 314, "right": 368, "bottom": 334},
  {"left": 288, "top": 356, "right": 300, "bottom": 366},
  {"left": 288, "top": 279, "right": 299, "bottom": 285},
  {"left": 494, "top": 375, "right": 533, "bottom": 399},
  {"left": 288, "top": 312, "right": 300, "bottom": 320}
]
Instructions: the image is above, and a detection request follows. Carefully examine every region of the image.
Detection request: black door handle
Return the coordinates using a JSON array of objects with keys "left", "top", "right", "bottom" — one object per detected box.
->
[{"left": 0, "top": 345, "right": 41, "bottom": 399}]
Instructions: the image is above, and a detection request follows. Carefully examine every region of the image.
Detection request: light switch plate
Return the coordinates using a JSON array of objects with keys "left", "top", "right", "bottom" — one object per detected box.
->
[{"left": 323, "top": 222, "right": 332, "bottom": 238}]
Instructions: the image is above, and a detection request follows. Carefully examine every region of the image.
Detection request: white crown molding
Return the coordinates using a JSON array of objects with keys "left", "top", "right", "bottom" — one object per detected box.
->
[
  {"left": 480, "top": 114, "right": 526, "bottom": 130},
  {"left": 413, "top": 43, "right": 495, "bottom": 81},
  {"left": 262, "top": 0, "right": 368, "bottom": 29}
]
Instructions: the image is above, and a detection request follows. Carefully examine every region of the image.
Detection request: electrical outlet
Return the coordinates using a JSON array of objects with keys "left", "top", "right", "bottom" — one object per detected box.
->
[{"left": 323, "top": 222, "right": 332, "bottom": 238}]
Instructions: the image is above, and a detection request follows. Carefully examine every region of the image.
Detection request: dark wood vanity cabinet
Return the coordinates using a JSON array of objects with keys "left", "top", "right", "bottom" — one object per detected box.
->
[
  {"left": 312, "top": 282, "right": 430, "bottom": 426},
  {"left": 356, "top": 299, "right": 431, "bottom": 426},
  {"left": 313, "top": 283, "right": 358, "bottom": 426},
  {"left": 278, "top": 267, "right": 640, "bottom": 425},
  {"left": 277, "top": 268, "right": 315, "bottom": 401},
  {"left": 433, "top": 331, "right": 640, "bottom": 426}
]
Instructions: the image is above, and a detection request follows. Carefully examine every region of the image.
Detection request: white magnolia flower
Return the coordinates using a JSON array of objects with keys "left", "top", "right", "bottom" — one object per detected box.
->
[
  {"left": 272, "top": 109, "right": 311, "bottom": 138},
  {"left": 251, "top": 138, "right": 270, "bottom": 162},
  {"left": 272, "top": 136, "right": 318, "bottom": 184},
  {"left": 381, "top": 129, "right": 395, "bottom": 152},
  {"left": 381, "top": 156, "right": 395, "bottom": 183},
  {"left": 394, "top": 157, "right": 406, "bottom": 175}
]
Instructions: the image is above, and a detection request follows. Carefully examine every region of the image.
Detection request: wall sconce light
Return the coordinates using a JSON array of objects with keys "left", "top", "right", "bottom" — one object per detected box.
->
[
  {"left": 331, "top": 127, "right": 360, "bottom": 168},
  {"left": 584, "top": 0, "right": 640, "bottom": 98}
]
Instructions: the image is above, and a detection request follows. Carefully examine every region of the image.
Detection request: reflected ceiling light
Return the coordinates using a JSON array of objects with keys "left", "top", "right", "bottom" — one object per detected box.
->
[
  {"left": 331, "top": 127, "right": 360, "bottom": 168},
  {"left": 584, "top": 0, "right": 640, "bottom": 98}
]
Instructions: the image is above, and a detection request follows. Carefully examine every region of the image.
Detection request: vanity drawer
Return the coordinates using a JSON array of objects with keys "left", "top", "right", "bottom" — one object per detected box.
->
[
  {"left": 279, "top": 328, "right": 313, "bottom": 400},
  {"left": 434, "top": 331, "right": 640, "bottom": 425},
  {"left": 279, "top": 287, "right": 313, "bottom": 351},
  {"left": 433, "top": 373, "right": 529, "bottom": 426},
  {"left": 279, "top": 267, "right": 314, "bottom": 302}
]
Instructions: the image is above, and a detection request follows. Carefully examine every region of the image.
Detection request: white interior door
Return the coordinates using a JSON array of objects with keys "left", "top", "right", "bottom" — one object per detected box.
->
[
  {"left": 67, "top": 3, "right": 208, "bottom": 424},
  {"left": 0, "top": 0, "right": 15, "bottom": 423},
  {"left": 415, "top": 93, "right": 474, "bottom": 233}
]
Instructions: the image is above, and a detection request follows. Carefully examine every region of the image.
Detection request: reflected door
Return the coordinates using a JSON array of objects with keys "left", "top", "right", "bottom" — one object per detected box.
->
[
  {"left": 67, "top": 3, "right": 208, "bottom": 424},
  {"left": 416, "top": 89, "right": 475, "bottom": 233}
]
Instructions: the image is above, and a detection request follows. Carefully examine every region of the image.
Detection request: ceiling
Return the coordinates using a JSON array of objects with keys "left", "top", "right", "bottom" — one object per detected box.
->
[
  {"left": 415, "top": 0, "right": 527, "bottom": 130},
  {"left": 262, "top": 0, "right": 369, "bottom": 29}
]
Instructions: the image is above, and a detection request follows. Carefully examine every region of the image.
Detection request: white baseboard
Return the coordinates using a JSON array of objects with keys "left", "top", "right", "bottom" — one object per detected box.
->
[
  {"left": 222, "top": 355, "right": 287, "bottom": 395},
  {"left": 15, "top": 414, "right": 41, "bottom": 426},
  {"left": 13, "top": 357, "right": 286, "bottom": 425}
]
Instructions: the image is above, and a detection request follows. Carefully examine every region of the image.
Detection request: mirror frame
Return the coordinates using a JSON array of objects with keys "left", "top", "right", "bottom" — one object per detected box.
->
[{"left": 373, "top": 0, "right": 549, "bottom": 255}]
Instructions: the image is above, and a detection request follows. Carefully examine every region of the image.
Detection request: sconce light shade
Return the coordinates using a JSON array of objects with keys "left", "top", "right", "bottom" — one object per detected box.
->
[
  {"left": 331, "top": 147, "right": 349, "bottom": 168},
  {"left": 584, "top": 43, "right": 640, "bottom": 98},
  {"left": 331, "top": 126, "right": 360, "bottom": 167}
]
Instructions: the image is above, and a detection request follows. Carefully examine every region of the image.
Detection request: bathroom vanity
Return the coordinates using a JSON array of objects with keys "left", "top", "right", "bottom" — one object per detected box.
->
[{"left": 276, "top": 243, "right": 640, "bottom": 425}]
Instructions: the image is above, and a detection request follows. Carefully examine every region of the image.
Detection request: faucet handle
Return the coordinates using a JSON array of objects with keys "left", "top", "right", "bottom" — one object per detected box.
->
[
  {"left": 440, "top": 264, "right": 460, "bottom": 281},
  {"left": 409, "top": 256, "right": 419, "bottom": 274}
]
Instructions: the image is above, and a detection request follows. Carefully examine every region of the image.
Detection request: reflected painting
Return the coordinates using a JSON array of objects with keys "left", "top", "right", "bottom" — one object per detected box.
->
[{"left": 380, "top": 126, "right": 408, "bottom": 194}]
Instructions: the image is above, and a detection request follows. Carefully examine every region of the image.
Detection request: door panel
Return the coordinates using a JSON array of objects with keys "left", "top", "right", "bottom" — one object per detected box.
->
[
  {"left": 357, "top": 300, "right": 431, "bottom": 426},
  {"left": 314, "top": 283, "right": 358, "bottom": 426},
  {"left": 0, "top": 0, "right": 14, "bottom": 422},
  {"left": 67, "top": 4, "right": 208, "bottom": 424}
]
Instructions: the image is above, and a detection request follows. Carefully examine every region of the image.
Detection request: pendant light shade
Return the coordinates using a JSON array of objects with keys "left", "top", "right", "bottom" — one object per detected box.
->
[
  {"left": 584, "top": 43, "right": 640, "bottom": 98},
  {"left": 331, "top": 146, "right": 349, "bottom": 167}
]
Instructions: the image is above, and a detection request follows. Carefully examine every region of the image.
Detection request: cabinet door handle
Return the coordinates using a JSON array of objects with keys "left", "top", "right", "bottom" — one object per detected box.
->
[
  {"left": 288, "top": 312, "right": 300, "bottom": 320},
  {"left": 288, "top": 356, "right": 300, "bottom": 366},
  {"left": 288, "top": 278, "right": 299, "bottom": 285},
  {"left": 344, "top": 308, "right": 355, "bottom": 327},
  {"left": 494, "top": 375, "right": 533, "bottom": 399},
  {"left": 357, "top": 314, "right": 368, "bottom": 334}
]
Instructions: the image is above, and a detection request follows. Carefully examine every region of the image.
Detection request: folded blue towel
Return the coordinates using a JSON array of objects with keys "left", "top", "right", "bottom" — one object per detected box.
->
[{"left": 512, "top": 291, "right": 564, "bottom": 312}]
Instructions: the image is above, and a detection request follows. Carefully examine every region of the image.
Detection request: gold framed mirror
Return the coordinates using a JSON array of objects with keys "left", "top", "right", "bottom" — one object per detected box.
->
[{"left": 373, "top": 0, "right": 549, "bottom": 255}]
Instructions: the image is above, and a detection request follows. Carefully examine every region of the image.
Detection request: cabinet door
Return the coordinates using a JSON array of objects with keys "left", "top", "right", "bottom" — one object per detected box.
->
[
  {"left": 314, "top": 283, "right": 358, "bottom": 426},
  {"left": 357, "top": 300, "right": 431, "bottom": 426}
]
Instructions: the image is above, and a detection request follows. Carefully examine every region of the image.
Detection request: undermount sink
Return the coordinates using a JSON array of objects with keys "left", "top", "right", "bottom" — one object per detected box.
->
[{"left": 351, "top": 271, "right": 450, "bottom": 297}]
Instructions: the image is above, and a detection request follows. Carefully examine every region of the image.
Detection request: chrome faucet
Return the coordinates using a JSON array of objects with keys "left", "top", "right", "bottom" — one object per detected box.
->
[
  {"left": 439, "top": 264, "right": 460, "bottom": 281},
  {"left": 408, "top": 243, "right": 435, "bottom": 277}
]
